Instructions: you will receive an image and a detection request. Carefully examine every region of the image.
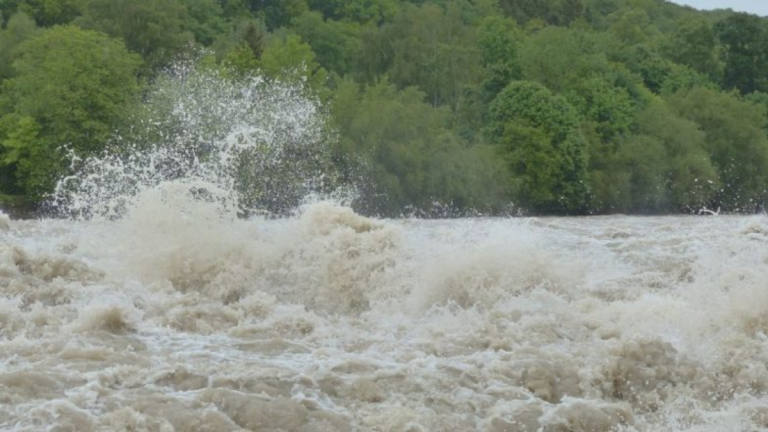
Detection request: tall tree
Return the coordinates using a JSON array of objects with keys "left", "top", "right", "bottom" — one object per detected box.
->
[
  {"left": 0, "top": 25, "right": 142, "bottom": 198},
  {"left": 487, "top": 81, "right": 589, "bottom": 213},
  {"left": 716, "top": 13, "right": 768, "bottom": 94}
]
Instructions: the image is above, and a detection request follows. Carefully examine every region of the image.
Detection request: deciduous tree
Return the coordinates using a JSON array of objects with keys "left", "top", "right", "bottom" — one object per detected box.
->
[
  {"left": 487, "top": 81, "right": 589, "bottom": 213},
  {"left": 0, "top": 26, "right": 142, "bottom": 198}
]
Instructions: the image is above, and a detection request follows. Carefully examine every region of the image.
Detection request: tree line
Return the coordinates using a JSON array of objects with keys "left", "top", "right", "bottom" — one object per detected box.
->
[{"left": 2, "top": 0, "right": 768, "bottom": 216}]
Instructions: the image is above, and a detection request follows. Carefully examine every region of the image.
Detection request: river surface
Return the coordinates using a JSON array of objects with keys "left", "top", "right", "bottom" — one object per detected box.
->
[{"left": 2, "top": 205, "right": 768, "bottom": 431}]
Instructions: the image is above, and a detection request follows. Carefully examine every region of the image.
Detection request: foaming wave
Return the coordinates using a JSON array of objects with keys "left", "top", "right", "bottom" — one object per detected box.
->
[
  {"left": 81, "top": 200, "right": 401, "bottom": 318},
  {"left": 0, "top": 211, "right": 9, "bottom": 230},
  {"left": 6, "top": 213, "right": 768, "bottom": 430},
  {"left": 408, "top": 225, "right": 583, "bottom": 311}
]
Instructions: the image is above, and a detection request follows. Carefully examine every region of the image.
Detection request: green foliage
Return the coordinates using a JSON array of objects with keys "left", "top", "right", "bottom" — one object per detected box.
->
[
  {"left": 658, "top": 63, "right": 715, "bottom": 95},
  {"left": 331, "top": 78, "right": 506, "bottom": 216},
  {"left": 669, "top": 87, "right": 768, "bottom": 210},
  {"left": 222, "top": 43, "right": 260, "bottom": 74},
  {"left": 477, "top": 15, "right": 522, "bottom": 98},
  {"left": 608, "top": 45, "right": 658, "bottom": 95},
  {"left": 632, "top": 100, "right": 719, "bottom": 211},
  {"left": 218, "top": 0, "right": 248, "bottom": 20},
  {"left": 364, "top": 3, "right": 483, "bottom": 109},
  {"left": 588, "top": 99, "right": 720, "bottom": 213},
  {"left": 615, "top": 44, "right": 715, "bottom": 96},
  {"left": 75, "top": 0, "right": 191, "bottom": 65},
  {"left": 217, "top": 19, "right": 267, "bottom": 74},
  {"left": 663, "top": 15, "right": 722, "bottom": 81},
  {"left": 3, "top": 0, "right": 768, "bottom": 215},
  {"left": 291, "top": 11, "right": 361, "bottom": 76},
  {"left": 0, "top": 25, "right": 142, "bottom": 198},
  {"left": 15, "top": 0, "right": 84, "bottom": 26},
  {"left": 567, "top": 75, "right": 635, "bottom": 142},
  {"left": 0, "top": 115, "right": 39, "bottom": 165},
  {"left": 499, "top": 0, "right": 586, "bottom": 26},
  {"left": 488, "top": 81, "right": 589, "bottom": 213},
  {"left": 746, "top": 91, "right": 768, "bottom": 132},
  {"left": 235, "top": 19, "right": 267, "bottom": 57},
  {"left": 607, "top": 8, "right": 654, "bottom": 45},
  {"left": 306, "top": 0, "right": 399, "bottom": 24},
  {"left": 0, "top": 114, "right": 52, "bottom": 196},
  {"left": 716, "top": 13, "right": 768, "bottom": 94},
  {"left": 253, "top": 0, "right": 308, "bottom": 31},
  {"left": 519, "top": 27, "right": 608, "bottom": 93},
  {"left": 0, "top": 12, "right": 39, "bottom": 81},
  {"left": 257, "top": 33, "right": 328, "bottom": 90},
  {"left": 180, "top": 0, "right": 229, "bottom": 46}
]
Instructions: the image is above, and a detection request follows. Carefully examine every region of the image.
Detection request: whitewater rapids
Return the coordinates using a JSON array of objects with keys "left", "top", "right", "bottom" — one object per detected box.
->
[{"left": 2, "top": 203, "right": 768, "bottom": 431}]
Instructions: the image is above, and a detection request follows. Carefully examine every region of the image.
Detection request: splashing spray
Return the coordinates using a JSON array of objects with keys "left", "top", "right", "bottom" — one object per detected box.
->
[{"left": 50, "top": 59, "right": 339, "bottom": 220}]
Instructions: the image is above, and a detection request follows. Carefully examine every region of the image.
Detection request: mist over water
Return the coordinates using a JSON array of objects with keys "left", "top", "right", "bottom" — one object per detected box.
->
[{"left": 2, "top": 66, "right": 768, "bottom": 431}]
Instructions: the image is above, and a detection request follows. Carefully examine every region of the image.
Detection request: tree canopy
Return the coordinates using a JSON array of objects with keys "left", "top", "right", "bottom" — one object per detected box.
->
[
  {"left": 0, "top": 25, "right": 141, "bottom": 198},
  {"left": 2, "top": 0, "right": 768, "bottom": 216}
]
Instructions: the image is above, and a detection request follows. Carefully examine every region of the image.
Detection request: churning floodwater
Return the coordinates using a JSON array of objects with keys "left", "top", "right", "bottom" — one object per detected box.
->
[
  {"left": 3, "top": 64, "right": 768, "bottom": 431},
  {"left": 3, "top": 210, "right": 768, "bottom": 431}
]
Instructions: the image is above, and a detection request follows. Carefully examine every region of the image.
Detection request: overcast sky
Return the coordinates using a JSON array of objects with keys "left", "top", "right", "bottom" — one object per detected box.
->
[{"left": 669, "top": 0, "right": 768, "bottom": 16}]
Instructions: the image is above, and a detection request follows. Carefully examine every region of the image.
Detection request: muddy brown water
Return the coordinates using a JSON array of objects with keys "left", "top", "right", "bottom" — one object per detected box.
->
[{"left": 2, "top": 205, "right": 768, "bottom": 431}]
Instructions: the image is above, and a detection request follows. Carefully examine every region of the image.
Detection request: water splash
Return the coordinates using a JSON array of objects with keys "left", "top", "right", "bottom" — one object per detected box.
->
[
  {"left": 9, "top": 58, "right": 768, "bottom": 432},
  {"left": 50, "top": 59, "right": 338, "bottom": 220}
]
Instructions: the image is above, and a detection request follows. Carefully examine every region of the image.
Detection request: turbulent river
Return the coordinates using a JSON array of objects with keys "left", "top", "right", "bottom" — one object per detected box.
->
[
  {"left": 2, "top": 207, "right": 768, "bottom": 431},
  {"left": 3, "top": 63, "right": 768, "bottom": 431}
]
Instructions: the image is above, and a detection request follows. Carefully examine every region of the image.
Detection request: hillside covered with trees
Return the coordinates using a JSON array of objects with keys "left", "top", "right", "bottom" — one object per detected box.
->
[{"left": 2, "top": 0, "right": 768, "bottom": 216}]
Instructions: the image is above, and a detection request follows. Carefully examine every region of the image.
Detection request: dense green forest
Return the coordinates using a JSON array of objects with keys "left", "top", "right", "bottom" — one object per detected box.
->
[{"left": 2, "top": 0, "right": 768, "bottom": 216}]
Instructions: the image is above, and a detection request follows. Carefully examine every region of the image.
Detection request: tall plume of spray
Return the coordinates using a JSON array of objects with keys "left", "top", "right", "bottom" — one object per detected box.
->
[{"left": 49, "top": 58, "right": 340, "bottom": 220}]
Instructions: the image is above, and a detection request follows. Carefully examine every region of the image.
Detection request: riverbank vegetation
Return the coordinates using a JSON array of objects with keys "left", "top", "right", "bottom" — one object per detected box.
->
[{"left": 1, "top": 0, "right": 768, "bottom": 216}]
